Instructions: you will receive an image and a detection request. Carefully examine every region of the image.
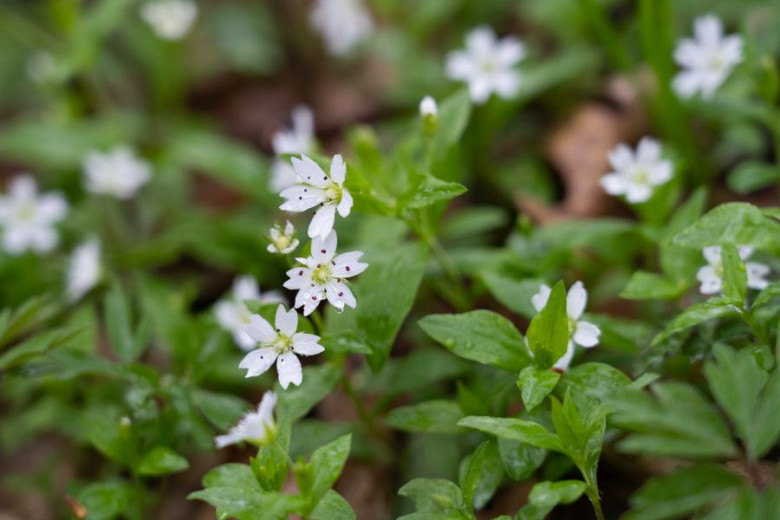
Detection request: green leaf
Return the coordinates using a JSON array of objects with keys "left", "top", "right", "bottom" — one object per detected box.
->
[
  {"left": 526, "top": 281, "right": 569, "bottom": 368},
  {"left": 458, "top": 416, "right": 564, "bottom": 453},
  {"left": 252, "top": 442, "right": 289, "bottom": 492},
  {"left": 309, "top": 434, "right": 351, "bottom": 502},
  {"left": 188, "top": 488, "right": 297, "bottom": 520},
  {"left": 751, "top": 281, "right": 780, "bottom": 310},
  {"left": 104, "top": 283, "right": 148, "bottom": 364},
  {"left": 72, "top": 480, "right": 137, "bottom": 520},
  {"left": 625, "top": 465, "right": 744, "bottom": 520},
  {"left": 727, "top": 162, "right": 779, "bottom": 194},
  {"left": 720, "top": 244, "right": 747, "bottom": 304},
  {"left": 135, "top": 446, "right": 189, "bottom": 476},
  {"left": 497, "top": 436, "right": 546, "bottom": 481},
  {"left": 202, "top": 463, "right": 261, "bottom": 490},
  {"left": 419, "top": 310, "right": 531, "bottom": 372},
  {"left": 0, "top": 327, "right": 82, "bottom": 370},
  {"left": 277, "top": 364, "right": 341, "bottom": 424},
  {"left": 621, "top": 271, "right": 685, "bottom": 300},
  {"left": 360, "top": 348, "right": 470, "bottom": 396},
  {"left": 558, "top": 363, "right": 631, "bottom": 409},
  {"left": 190, "top": 388, "right": 247, "bottom": 429},
  {"left": 310, "top": 490, "right": 356, "bottom": 520},
  {"left": 480, "top": 273, "right": 546, "bottom": 318},
  {"left": 517, "top": 366, "right": 560, "bottom": 411},
  {"left": 398, "top": 478, "right": 468, "bottom": 516},
  {"left": 385, "top": 400, "right": 464, "bottom": 434},
  {"left": 609, "top": 382, "right": 738, "bottom": 458},
  {"left": 651, "top": 297, "right": 739, "bottom": 346},
  {"left": 432, "top": 88, "right": 472, "bottom": 159},
  {"left": 753, "top": 368, "right": 780, "bottom": 459},
  {"left": 550, "top": 394, "right": 605, "bottom": 486},
  {"left": 672, "top": 202, "right": 780, "bottom": 252},
  {"left": 528, "top": 480, "right": 587, "bottom": 508},
  {"left": 460, "top": 440, "right": 503, "bottom": 509},
  {"left": 401, "top": 171, "right": 467, "bottom": 209}
]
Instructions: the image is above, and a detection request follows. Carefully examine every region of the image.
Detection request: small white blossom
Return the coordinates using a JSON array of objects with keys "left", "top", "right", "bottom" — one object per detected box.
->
[
  {"left": 279, "top": 154, "right": 353, "bottom": 240},
  {"left": 284, "top": 231, "right": 367, "bottom": 316},
  {"left": 0, "top": 175, "right": 68, "bottom": 255},
  {"left": 67, "top": 239, "right": 101, "bottom": 301},
  {"left": 215, "top": 392, "right": 277, "bottom": 448},
  {"left": 271, "top": 106, "right": 316, "bottom": 193},
  {"left": 600, "top": 137, "right": 673, "bottom": 203},
  {"left": 419, "top": 96, "right": 438, "bottom": 118},
  {"left": 697, "top": 246, "right": 770, "bottom": 295},
  {"left": 83, "top": 146, "right": 151, "bottom": 199},
  {"left": 531, "top": 282, "right": 600, "bottom": 372},
  {"left": 141, "top": 0, "right": 198, "bottom": 41},
  {"left": 673, "top": 14, "right": 743, "bottom": 99},
  {"left": 446, "top": 26, "right": 526, "bottom": 104},
  {"left": 27, "top": 52, "right": 57, "bottom": 84},
  {"left": 310, "top": 0, "right": 373, "bottom": 57},
  {"left": 267, "top": 221, "right": 299, "bottom": 255},
  {"left": 239, "top": 305, "right": 324, "bottom": 389},
  {"left": 215, "top": 276, "right": 286, "bottom": 351}
]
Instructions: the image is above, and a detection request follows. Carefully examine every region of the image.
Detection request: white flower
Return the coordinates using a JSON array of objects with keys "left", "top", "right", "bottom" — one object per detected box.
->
[
  {"left": 696, "top": 246, "right": 770, "bottom": 295},
  {"left": 279, "top": 154, "right": 353, "bottom": 240},
  {"left": 83, "top": 146, "right": 151, "bottom": 199},
  {"left": 419, "top": 96, "right": 438, "bottom": 118},
  {"left": 215, "top": 276, "right": 286, "bottom": 351},
  {"left": 141, "top": 0, "right": 198, "bottom": 41},
  {"left": 600, "top": 137, "right": 673, "bottom": 203},
  {"left": 283, "top": 231, "right": 367, "bottom": 316},
  {"left": 27, "top": 52, "right": 56, "bottom": 84},
  {"left": 445, "top": 26, "right": 526, "bottom": 104},
  {"left": 531, "top": 282, "right": 601, "bottom": 372},
  {"left": 0, "top": 175, "right": 68, "bottom": 255},
  {"left": 267, "top": 221, "right": 299, "bottom": 255},
  {"left": 215, "top": 392, "right": 277, "bottom": 448},
  {"left": 67, "top": 239, "right": 101, "bottom": 301},
  {"left": 239, "top": 305, "right": 324, "bottom": 389},
  {"left": 270, "top": 106, "right": 316, "bottom": 193},
  {"left": 673, "top": 14, "right": 743, "bottom": 99},
  {"left": 310, "top": 0, "right": 373, "bottom": 57}
]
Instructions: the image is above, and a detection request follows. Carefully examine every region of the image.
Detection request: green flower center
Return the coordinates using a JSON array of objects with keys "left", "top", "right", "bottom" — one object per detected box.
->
[
  {"left": 568, "top": 316, "right": 577, "bottom": 336},
  {"left": 325, "top": 183, "right": 342, "bottom": 204},
  {"left": 273, "top": 333, "right": 294, "bottom": 353},
  {"left": 312, "top": 264, "right": 332, "bottom": 285}
]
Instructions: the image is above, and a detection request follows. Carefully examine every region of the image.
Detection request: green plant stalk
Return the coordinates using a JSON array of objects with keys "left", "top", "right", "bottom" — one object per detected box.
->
[
  {"left": 586, "top": 486, "right": 606, "bottom": 520},
  {"left": 577, "top": 0, "right": 632, "bottom": 71}
]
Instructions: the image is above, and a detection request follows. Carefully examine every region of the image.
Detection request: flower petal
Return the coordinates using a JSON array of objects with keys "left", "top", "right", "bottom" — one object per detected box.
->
[
  {"left": 531, "top": 284, "right": 551, "bottom": 312},
  {"left": 566, "top": 281, "right": 587, "bottom": 320},
  {"left": 275, "top": 305, "right": 298, "bottom": 336},
  {"left": 308, "top": 203, "right": 336, "bottom": 240},
  {"left": 311, "top": 231, "right": 338, "bottom": 264},
  {"left": 276, "top": 351, "right": 303, "bottom": 389},
  {"left": 239, "top": 348, "right": 278, "bottom": 377},
  {"left": 553, "top": 342, "right": 575, "bottom": 372},
  {"left": 330, "top": 154, "right": 346, "bottom": 185},
  {"left": 292, "top": 333, "right": 325, "bottom": 356},
  {"left": 337, "top": 189, "right": 353, "bottom": 217},
  {"left": 332, "top": 251, "right": 368, "bottom": 278},
  {"left": 244, "top": 314, "right": 276, "bottom": 344},
  {"left": 573, "top": 321, "right": 600, "bottom": 348},
  {"left": 257, "top": 392, "right": 277, "bottom": 423},
  {"left": 279, "top": 185, "right": 326, "bottom": 212},
  {"left": 292, "top": 154, "right": 329, "bottom": 188}
]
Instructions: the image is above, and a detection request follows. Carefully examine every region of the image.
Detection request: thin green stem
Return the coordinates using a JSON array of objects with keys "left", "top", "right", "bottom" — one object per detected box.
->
[
  {"left": 340, "top": 372, "right": 393, "bottom": 447},
  {"left": 309, "top": 310, "right": 325, "bottom": 336},
  {"left": 586, "top": 486, "right": 606, "bottom": 520}
]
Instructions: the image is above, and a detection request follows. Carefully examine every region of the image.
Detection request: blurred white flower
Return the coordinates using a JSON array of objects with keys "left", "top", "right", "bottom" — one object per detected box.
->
[
  {"left": 239, "top": 305, "right": 324, "bottom": 389},
  {"left": 26, "top": 52, "right": 56, "bottom": 84},
  {"left": 267, "top": 221, "right": 299, "bottom": 255},
  {"left": 283, "top": 231, "right": 367, "bottom": 316},
  {"left": 141, "top": 0, "right": 198, "bottom": 41},
  {"left": 0, "top": 175, "right": 68, "bottom": 255},
  {"left": 697, "top": 246, "right": 770, "bottom": 295},
  {"left": 215, "top": 392, "right": 277, "bottom": 448},
  {"left": 673, "top": 14, "right": 743, "bottom": 99},
  {"left": 270, "top": 106, "right": 316, "bottom": 193},
  {"left": 446, "top": 26, "right": 526, "bottom": 104},
  {"left": 310, "top": 0, "right": 373, "bottom": 56},
  {"left": 67, "top": 239, "right": 101, "bottom": 301},
  {"left": 280, "top": 154, "right": 353, "bottom": 240},
  {"left": 532, "top": 281, "right": 600, "bottom": 372},
  {"left": 215, "top": 276, "right": 286, "bottom": 351},
  {"left": 419, "top": 96, "right": 438, "bottom": 118},
  {"left": 83, "top": 146, "right": 151, "bottom": 199},
  {"left": 600, "top": 137, "right": 673, "bottom": 203}
]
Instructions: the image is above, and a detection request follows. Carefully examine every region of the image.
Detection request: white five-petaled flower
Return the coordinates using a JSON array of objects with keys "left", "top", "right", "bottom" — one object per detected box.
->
[
  {"left": 284, "top": 231, "right": 368, "bottom": 316},
  {"left": 271, "top": 106, "right": 316, "bottom": 193},
  {"left": 83, "top": 146, "right": 151, "bottom": 200},
  {"left": 141, "top": 0, "right": 198, "bottom": 41},
  {"left": 67, "top": 239, "right": 102, "bottom": 301},
  {"left": 215, "top": 276, "right": 286, "bottom": 351},
  {"left": 445, "top": 26, "right": 526, "bottom": 104},
  {"left": 673, "top": 14, "right": 743, "bottom": 99},
  {"left": 215, "top": 392, "right": 277, "bottom": 448},
  {"left": 267, "top": 221, "right": 299, "bottom": 255},
  {"left": 239, "top": 305, "right": 324, "bottom": 389},
  {"left": 531, "top": 282, "right": 601, "bottom": 372},
  {"left": 310, "top": 0, "right": 373, "bottom": 57},
  {"left": 696, "top": 246, "right": 770, "bottom": 295},
  {"left": 600, "top": 137, "right": 673, "bottom": 203},
  {"left": 0, "top": 175, "right": 68, "bottom": 255},
  {"left": 279, "top": 154, "right": 353, "bottom": 240}
]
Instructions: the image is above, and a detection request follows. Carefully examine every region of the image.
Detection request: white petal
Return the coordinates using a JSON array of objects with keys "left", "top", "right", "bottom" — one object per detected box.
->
[
  {"left": 672, "top": 70, "right": 702, "bottom": 99},
  {"left": 233, "top": 276, "right": 261, "bottom": 301},
  {"left": 566, "top": 281, "right": 587, "bottom": 320},
  {"left": 279, "top": 185, "right": 326, "bottom": 212},
  {"left": 276, "top": 351, "right": 302, "bottom": 389},
  {"left": 215, "top": 431, "right": 244, "bottom": 449},
  {"left": 445, "top": 52, "right": 476, "bottom": 81},
  {"left": 737, "top": 246, "right": 754, "bottom": 260},
  {"left": 625, "top": 183, "right": 652, "bottom": 203},
  {"left": 465, "top": 26, "right": 496, "bottom": 55},
  {"left": 494, "top": 71, "right": 521, "bottom": 99},
  {"left": 337, "top": 189, "right": 353, "bottom": 217},
  {"left": 332, "top": 251, "right": 368, "bottom": 278},
  {"left": 600, "top": 173, "right": 628, "bottom": 195},
  {"left": 9, "top": 175, "right": 37, "bottom": 199},
  {"left": 234, "top": 330, "right": 257, "bottom": 352},
  {"left": 531, "top": 284, "right": 551, "bottom": 312},
  {"left": 746, "top": 262, "right": 770, "bottom": 290},
  {"left": 635, "top": 137, "right": 661, "bottom": 164},
  {"left": 285, "top": 267, "right": 312, "bottom": 290},
  {"left": 648, "top": 162, "right": 673, "bottom": 185},
  {"left": 37, "top": 193, "right": 68, "bottom": 222},
  {"left": 274, "top": 305, "right": 298, "bottom": 336},
  {"left": 697, "top": 266, "right": 722, "bottom": 294},
  {"left": 311, "top": 231, "right": 338, "bottom": 264},
  {"left": 573, "top": 321, "right": 600, "bottom": 348},
  {"left": 257, "top": 392, "right": 277, "bottom": 423},
  {"left": 702, "top": 246, "right": 722, "bottom": 264},
  {"left": 292, "top": 154, "right": 329, "bottom": 188},
  {"left": 468, "top": 76, "right": 493, "bottom": 104},
  {"left": 239, "top": 348, "right": 278, "bottom": 377},
  {"left": 607, "top": 143, "right": 634, "bottom": 171},
  {"left": 496, "top": 37, "right": 525, "bottom": 66},
  {"left": 244, "top": 314, "right": 276, "bottom": 344},
  {"left": 694, "top": 14, "right": 723, "bottom": 46},
  {"left": 325, "top": 280, "right": 356, "bottom": 310},
  {"left": 292, "top": 333, "right": 325, "bottom": 356},
  {"left": 308, "top": 204, "right": 336, "bottom": 240},
  {"left": 215, "top": 301, "right": 240, "bottom": 330},
  {"left": 330, "top": 154, "right": 346, "bottom": 185},
  {"left": 553, "top": 342, "right": 575, "bottom": 372}
]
